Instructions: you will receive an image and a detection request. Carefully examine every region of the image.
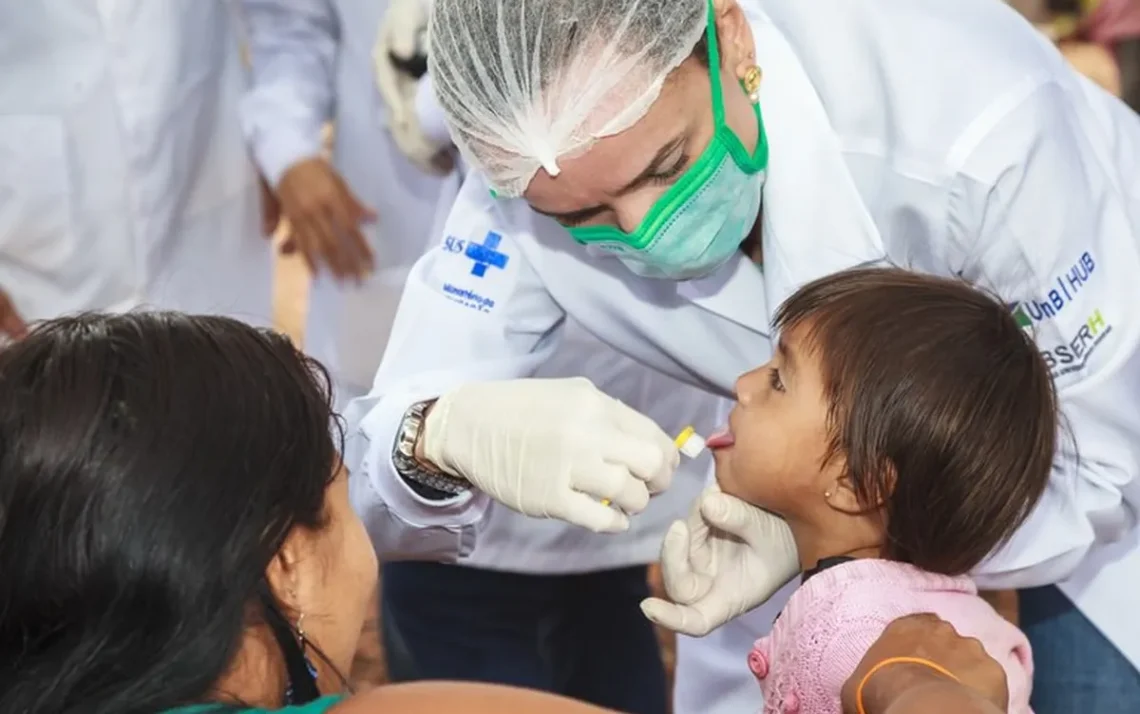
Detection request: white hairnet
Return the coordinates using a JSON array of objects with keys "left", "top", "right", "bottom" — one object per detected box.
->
[{"left": 428, "top": 0, "right": 707, "bottom": 197}]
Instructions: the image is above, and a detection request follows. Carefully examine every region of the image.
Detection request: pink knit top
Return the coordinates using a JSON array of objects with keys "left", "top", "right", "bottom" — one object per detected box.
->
[{"left": 748, "top": 559, "right": 1033, "bottom": 714}]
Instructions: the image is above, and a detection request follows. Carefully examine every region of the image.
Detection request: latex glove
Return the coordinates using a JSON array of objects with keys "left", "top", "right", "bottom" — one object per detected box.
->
[
  {"left": 421, "top": 377, "right": 679, "bottom": 533},
  {"left": 640, "top": 485, "right": 799, "bottom": 636},
  {"left": 373, "top": 0, "right": 452, "bottom": 175}
]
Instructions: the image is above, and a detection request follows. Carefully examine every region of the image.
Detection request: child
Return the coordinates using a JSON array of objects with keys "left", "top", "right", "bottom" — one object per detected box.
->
[{"left": 712, "top": 268, "right": 1057, "bottom": 714}]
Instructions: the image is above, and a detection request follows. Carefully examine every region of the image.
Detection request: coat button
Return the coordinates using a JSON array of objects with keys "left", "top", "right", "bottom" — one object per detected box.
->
[
  {"left": 747, "top": 649, "right": 769, "bottom": 679},
  {"left": 782, "top": 691, "right": 800, "bottom": 713}
]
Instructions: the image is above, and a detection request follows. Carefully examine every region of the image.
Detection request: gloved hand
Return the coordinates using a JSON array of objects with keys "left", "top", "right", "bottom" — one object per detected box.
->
[
  {"left": 421, "top": 377, "right": 679, "bottom": 533},
  {"left": 372, "top": 0, "right": 453, "bottom": 175},
  {"left": 640, "top": 485, "right": 799, "bottom": 636}
]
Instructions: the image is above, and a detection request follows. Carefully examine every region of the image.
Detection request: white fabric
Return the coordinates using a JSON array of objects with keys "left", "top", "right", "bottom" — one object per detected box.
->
[
  {"left": 642, "top": 485, "right": 799, "bottom": 637},
  {"left": 242, "top": 0, "right": 711, "bottom": 571},
  {"left": 241, "top": 0, "right": 459, "bottom": 405},
  {"left": 0, "top": 1, "right": 272, "bottom": 327},
  {"left": 428, "top": 0, "right": 707, "bottom": 196},
  {"left": 358, "top": 0, "right": 1140, "bottom": 704}
]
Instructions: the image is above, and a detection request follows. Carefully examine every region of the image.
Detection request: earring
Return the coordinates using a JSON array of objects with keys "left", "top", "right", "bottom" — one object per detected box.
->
[
  {"left": 742, "top": 65, "right": 763, "bottom": 104},
  {"left": 824, "top": 490, "right": 833, "bottom": 499},
  {"left": 293, "top": 613, "right": 319, "bottom": 683}
]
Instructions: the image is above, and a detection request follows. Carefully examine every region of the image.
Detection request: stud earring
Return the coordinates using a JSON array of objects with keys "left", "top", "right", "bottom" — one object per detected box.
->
[
  {"left": 824, "top": 490, "right": 833, "bottom": 499},
  {"left": 742, "top": 65, "right": 763, "bottom": 104}
]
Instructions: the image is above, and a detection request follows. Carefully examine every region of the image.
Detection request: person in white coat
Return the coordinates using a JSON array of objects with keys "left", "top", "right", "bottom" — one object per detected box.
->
[
  {"left": 0, "top": 2, "right": 274, "bottom": 334},
  {"left": 243, "top": 4, "right": 711, "bottom": 710},
  {"left": 356, "top": 0, "right": 1140, "bottom": 711},
  {"left": 240, "top": 0, "right": 459, "bottom": 409}
]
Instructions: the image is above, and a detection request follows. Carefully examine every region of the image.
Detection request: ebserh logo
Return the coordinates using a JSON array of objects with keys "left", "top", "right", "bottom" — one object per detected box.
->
[
  {"left": 1010, "top": 251, "right": 1095, "bottom": 328},
  {"left": 1041, "top": 308, "right": 1112, "bottom": 377},
  {"left": 464, "top": 231, "right": 509, "bottom": 277}
]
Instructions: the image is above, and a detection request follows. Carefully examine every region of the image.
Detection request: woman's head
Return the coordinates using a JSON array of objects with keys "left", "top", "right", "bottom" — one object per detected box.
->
[
  {"left": 0, "top": 313, "right": 377, "bottom": 714},
  {"left": 714, "top": 268, "right": 1058, "bottom": 575},
  {"left": 430, "top": 0, "right": 765, "bottom": 277}
]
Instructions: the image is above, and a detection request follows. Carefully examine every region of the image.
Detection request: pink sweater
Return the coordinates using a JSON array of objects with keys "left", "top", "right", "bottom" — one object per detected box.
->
[{"left": 748, "top": 559, "right": 1033, "bottom": 714}]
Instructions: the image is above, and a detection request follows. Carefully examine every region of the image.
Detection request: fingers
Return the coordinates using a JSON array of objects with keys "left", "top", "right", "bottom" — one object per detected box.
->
[
  {"left": 700, "top": 490, "right": 764, "bottom": 540},
  {"left": 658, "top": 520, "right": 714, "bottom": 605},
  {"left": 604, "top": 399, "right": 678, "bottom": 491},
  {"left": 279, "top": 160, "right": 377, "bottom": 282},
  {"left": 640, "top": 598, "right": 717, "bottom": 637},
  {"left": 327, "top": 185, "right": 377, "bottom": 277},
  {"left": 551, "top": 492, "right": 630, "bottom": 534},
  {"left": 599, "top": 431, "right": 675, "bottom": 495},
  {"left": 572, "top": 462, "right": 650, "bottom": 514}
]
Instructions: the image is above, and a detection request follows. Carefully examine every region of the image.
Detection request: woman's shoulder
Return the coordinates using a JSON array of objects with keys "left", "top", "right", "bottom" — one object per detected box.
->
[{"left": 330, "top": 682, "right": 614, "bottom": 714}]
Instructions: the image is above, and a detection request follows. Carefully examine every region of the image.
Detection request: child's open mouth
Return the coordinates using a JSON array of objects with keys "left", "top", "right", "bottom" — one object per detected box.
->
[{"left": 706, "top": 425, "right": 735, "bottom": 449}]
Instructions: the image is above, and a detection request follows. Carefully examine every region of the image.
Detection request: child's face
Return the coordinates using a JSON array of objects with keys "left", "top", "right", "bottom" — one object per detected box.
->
[{"left": 714, "top": 322, "right": 842, "bottom": 517}]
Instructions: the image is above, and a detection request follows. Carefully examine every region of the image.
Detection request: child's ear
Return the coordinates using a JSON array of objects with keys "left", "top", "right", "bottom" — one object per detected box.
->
[
  {"left": 824, "top": 462, "right": 895, "bottom": 515},
  {"left": 824, "top": 474, "right": 863, "bottom": 514}
]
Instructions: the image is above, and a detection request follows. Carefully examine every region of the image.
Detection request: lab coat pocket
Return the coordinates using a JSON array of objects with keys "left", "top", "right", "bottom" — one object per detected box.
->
[{"left": 0, "top": 115, "right": 74, "bottom": 271}]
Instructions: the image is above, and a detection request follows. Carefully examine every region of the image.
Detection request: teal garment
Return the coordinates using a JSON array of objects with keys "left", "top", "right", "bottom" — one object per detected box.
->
[{"left": 168, "top": 694, "right": 344, "bottom": 714}]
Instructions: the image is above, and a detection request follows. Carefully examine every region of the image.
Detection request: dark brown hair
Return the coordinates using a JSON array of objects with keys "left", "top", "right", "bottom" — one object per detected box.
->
[{"left": 774, "top": 268, "right": 1058, "bottom": 575}]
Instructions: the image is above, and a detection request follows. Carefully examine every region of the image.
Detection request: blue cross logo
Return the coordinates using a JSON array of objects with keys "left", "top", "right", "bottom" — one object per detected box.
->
[{"left": 465, "top": 231, "right": 510, "bottom": 278}]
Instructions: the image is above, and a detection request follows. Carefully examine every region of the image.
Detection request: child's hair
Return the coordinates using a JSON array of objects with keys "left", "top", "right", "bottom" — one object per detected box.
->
[{"left": 774, "top": 267, "right": 1058, "bottom": 575}]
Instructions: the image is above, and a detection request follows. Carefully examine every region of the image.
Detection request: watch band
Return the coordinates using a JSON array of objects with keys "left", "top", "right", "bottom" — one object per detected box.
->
[{"left": 392, "top": 400, "right": 470, "bottom": 497}]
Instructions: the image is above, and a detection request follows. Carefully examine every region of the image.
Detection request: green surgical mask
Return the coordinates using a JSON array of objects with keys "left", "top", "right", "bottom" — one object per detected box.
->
[{"left": 566, "top": 6, "right": 769, "bottom": 280}]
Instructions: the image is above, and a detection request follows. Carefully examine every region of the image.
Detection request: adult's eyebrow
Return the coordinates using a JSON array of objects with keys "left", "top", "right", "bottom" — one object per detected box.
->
[{"left": 530, "top": 133, "right": 686, "bottom": 224}]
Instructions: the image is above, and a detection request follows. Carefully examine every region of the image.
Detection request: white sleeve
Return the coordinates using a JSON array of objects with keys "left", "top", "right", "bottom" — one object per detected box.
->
[
  {"left": 948, "top": 80, "right": 1140, "bottom": 588},
  {"left": 343, "top": 172, "right": 567, "bottom": 561},
  {"left": 239, "top": 0, "right": 338, "bottom": 186}
]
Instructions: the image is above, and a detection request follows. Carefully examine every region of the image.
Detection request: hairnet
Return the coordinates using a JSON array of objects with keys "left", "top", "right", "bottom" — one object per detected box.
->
[{"left": 428, "top": 0, "right": 707, "bottom": 197}]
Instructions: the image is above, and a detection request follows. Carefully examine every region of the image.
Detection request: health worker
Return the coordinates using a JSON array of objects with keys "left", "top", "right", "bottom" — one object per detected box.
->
[
  {"left": 0, "top": 2, "right": 274, "bottom": 334},
  {"left": 352, "top": 0, "right": 1140, "bottom": 711}
]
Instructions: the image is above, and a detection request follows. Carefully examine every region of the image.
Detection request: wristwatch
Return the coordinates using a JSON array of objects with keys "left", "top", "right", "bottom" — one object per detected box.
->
[{"left": 392, "top": 400, "right": 470, "bottom": 498}]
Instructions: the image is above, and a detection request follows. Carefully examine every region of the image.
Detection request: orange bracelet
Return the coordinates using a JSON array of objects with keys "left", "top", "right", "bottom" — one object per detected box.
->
[{"left": 855, "top": 656, "right": 961, "bottom": 714}]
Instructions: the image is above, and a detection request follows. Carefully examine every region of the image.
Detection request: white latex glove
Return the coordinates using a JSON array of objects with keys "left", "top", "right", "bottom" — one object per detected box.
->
[
  {"left": 640, "top": 485, "right": 800, "bottom": 636},
  {"left": 422, "top": 377, "right": 679, "bottom": 533},
  {"left": 372, "top": 0, "right": 452, "bottom": 175}
]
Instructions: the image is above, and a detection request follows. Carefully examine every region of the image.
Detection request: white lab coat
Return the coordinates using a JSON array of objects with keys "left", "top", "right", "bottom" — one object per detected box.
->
[
  {"left": 356, "top": 0, "right": 1140, "bottom": 707},
  {"left": 240, "top": 0, "right": 457, "bottom": 406},
  {"left": 0, "top": 2, "right": 272, "bottom": 326},
  {"left": 242, "top": 0, "right": 712, "bottom": 572}
]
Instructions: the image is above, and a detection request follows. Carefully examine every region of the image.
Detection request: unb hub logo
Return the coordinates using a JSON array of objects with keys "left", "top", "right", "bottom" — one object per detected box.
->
[{"left": 1010, "top": 251, "right": 1095, "bottom": 328}]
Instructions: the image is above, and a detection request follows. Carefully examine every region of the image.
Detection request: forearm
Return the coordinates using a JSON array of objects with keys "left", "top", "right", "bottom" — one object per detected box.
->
[
  {"left": 876, "top": 680, "right": 1003, "bottom": 714},
  {"left": 850, "top": 665, "right": 1005, "bottom": 714}
]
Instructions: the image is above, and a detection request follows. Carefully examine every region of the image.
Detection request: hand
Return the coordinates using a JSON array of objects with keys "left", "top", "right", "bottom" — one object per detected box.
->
[
  {"left": 259, "top": 173, "right": 283, "bottom": 237},
  {"left": 276, "top": 157, "right": 377, "bottom": 281},
  {"left": 372, "top": 0, "right": 454, "bottom": 175},
  {"left": 0, "top": 287, "right": 27, "bottom": 342},
  {"left": 640, "top": 485, "right": 799, "bottom": 636},
  {"left": 840, "top": 614, "right": 1009, "bottom": 714},
  {"left": 421, "top": 377, "right": 680, "bottom": 533}
]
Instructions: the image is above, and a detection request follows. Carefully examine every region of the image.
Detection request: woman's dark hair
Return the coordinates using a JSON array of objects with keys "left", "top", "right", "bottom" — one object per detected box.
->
[
  {"left": 774, "top": 268, "right": 1060, "bottom": 575},
  {"left": 0, "top": 312, "right": 342, "bottom": 714}
]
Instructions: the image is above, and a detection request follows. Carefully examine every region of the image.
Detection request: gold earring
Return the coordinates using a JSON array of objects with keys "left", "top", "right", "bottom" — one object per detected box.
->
[
  {"left": 742, "top": 65, "right": 763, "bottom": 104},
  {"left": 295, "top": 612, "right": 309, "bottom": 647}
]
